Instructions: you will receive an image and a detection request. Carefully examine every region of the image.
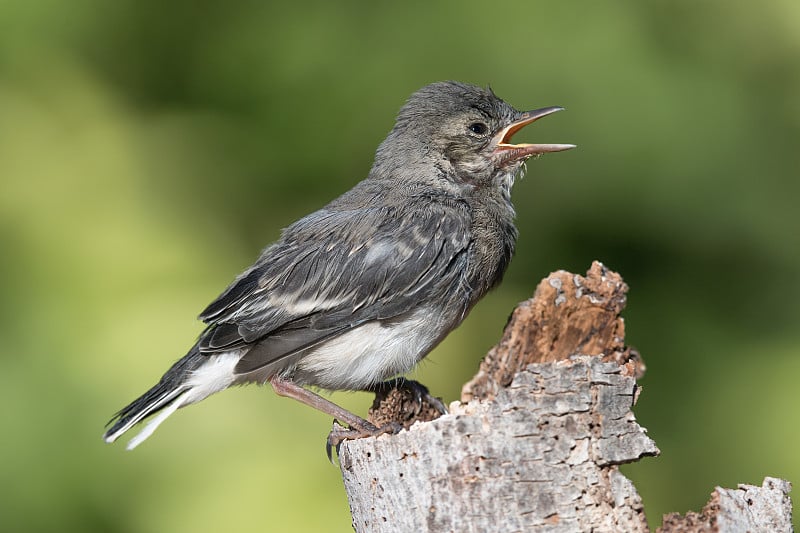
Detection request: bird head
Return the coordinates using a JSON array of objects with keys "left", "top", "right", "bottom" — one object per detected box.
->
[{"left": 374, "top": 81, "right": 575, "bottom": 194}]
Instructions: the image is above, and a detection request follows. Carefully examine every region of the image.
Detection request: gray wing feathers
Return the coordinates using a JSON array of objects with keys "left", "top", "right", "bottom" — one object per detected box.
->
[{"left": 196, "top": 202, "right": 472, "bottom": 374}]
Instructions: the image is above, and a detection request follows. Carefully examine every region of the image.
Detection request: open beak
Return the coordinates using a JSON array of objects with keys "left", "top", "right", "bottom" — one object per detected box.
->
[{"left": 492, "top": 106, "right": 576, "bottom": 165}]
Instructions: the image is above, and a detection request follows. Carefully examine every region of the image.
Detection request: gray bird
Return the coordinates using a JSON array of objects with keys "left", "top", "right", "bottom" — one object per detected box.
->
[{"left": 104, "top": 81, "right": 575, "bottom": 450}]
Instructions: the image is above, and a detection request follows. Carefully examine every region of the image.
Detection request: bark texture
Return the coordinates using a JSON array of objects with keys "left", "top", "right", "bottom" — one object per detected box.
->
[
  {"left": 462, "top": 260, "right": 644, "bottom": 402},
  {"left": 338, "top": 262, "right": 793, "bottom": 532},
  {"left": 341, "top": 356, "right": 658, "bottom": 532},
  {"left": 658, "top": 477, "right": 793, "bottom": 533}
]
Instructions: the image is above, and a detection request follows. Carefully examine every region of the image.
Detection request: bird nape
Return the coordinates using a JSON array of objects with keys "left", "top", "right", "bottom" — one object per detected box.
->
[{"left": 104, "top": 81, "right": 575, "bottom": 451}]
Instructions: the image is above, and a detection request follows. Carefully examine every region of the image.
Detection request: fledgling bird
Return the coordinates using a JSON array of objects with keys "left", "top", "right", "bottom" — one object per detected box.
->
[{"left": 104, "top": 81, "right": 575, "bottom": 450}]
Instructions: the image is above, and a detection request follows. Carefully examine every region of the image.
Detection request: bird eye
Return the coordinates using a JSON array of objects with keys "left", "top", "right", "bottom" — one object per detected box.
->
[{"left": 468, "top": 122, "right": 488, "bottom": 135}]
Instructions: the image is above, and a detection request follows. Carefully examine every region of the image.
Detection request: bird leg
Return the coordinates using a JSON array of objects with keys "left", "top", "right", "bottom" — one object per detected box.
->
[
  {"left": 269, "top": 375, "right": 376, "bottom": 431},
  {"left": 268, "top": 375, "right": 403, "bottom": 460}
]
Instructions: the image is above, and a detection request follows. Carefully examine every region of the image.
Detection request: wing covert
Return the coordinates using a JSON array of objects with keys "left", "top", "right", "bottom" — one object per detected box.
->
[{"left": 196, "top": 200, "right": 472, "bottom": 372}]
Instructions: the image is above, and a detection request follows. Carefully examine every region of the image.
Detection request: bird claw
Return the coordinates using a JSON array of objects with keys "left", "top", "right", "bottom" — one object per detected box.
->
[
  {"left": 326, "top": 420, "right": 404, "bottom": 463},
  {"left": 374, "top": 377, "right": 449, "bottom": 416},
  {"left": 325, "top": 379, "right": 446, "bottom": 462},
  {"left": 404, "top": 379, "right": 448, "bottom": 416}
]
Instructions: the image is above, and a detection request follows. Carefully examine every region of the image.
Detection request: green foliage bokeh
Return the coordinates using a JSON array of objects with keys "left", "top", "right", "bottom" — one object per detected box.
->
[{"left": 1, "top": 1, "right": 798, "bottom": 531}]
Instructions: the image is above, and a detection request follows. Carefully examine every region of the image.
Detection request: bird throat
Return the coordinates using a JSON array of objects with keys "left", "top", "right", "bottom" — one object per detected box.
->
[{"left": 496, "top": 162, "right": 526, "bottom": 204}]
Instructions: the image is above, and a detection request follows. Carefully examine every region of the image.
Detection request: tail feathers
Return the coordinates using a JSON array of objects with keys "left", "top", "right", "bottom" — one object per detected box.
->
[
  {"left": 103, "top": 385, "right": 189, "bottom": 447},
  {"left": 124, "top": 390, "right": 192, "bottom": 450},
  {"left": 104, "top": 344, "right": 207, "bottom": 449}
]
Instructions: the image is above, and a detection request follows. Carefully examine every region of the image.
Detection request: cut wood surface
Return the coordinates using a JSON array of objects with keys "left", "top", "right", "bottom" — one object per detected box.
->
[{"left": 338, "top": 262, "right": 793, "bottom": 532}]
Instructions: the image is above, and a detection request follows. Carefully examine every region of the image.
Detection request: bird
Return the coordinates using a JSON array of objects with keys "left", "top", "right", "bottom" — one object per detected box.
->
[{"left": 103, "top": 81, "right": 575, "bottom": 450}]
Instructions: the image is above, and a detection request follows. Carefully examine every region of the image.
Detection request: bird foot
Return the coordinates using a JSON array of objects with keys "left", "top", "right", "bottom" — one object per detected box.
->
[
  {"left": 325, "top": 379, "right": 447, "bottom": 462},
  {"left": 368, "top": 378, "right": 448, "bottom": 428},
  {"left": 326, "top": 420, "right": 404, "bottom": 462}
]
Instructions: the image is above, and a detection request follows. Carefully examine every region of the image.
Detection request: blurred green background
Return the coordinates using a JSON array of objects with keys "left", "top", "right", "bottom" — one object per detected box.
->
[{"left": 1, "top": 1, "right": 798, "bottom": 531}]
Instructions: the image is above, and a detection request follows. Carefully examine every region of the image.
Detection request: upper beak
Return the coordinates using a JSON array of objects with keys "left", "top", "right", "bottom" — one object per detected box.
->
[{"left": 491, "top": 106, "right": 576, "bottom": 164}]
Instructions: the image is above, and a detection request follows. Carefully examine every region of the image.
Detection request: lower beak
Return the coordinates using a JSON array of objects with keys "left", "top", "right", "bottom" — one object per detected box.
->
[{"left": 492, "top": 106, "right": 576, "bottom": 164}]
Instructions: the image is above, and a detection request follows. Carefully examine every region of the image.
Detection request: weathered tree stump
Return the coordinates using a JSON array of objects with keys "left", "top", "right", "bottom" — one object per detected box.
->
[
  {"left": 338, "top": 262, "right": 793, "bottom": 532},
  {"left": 658, "top": 477, "right": 793, "bottom": 533}
]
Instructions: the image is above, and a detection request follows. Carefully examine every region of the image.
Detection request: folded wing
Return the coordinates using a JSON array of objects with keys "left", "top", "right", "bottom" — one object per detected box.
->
[{"left": 196, "top": 201, "right": 472, "bottom": 375}]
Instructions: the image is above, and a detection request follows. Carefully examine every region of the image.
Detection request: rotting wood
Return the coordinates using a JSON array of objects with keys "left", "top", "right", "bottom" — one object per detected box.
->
[{"left": 338, "top": 262, "right": 793, "bottom": 532}]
